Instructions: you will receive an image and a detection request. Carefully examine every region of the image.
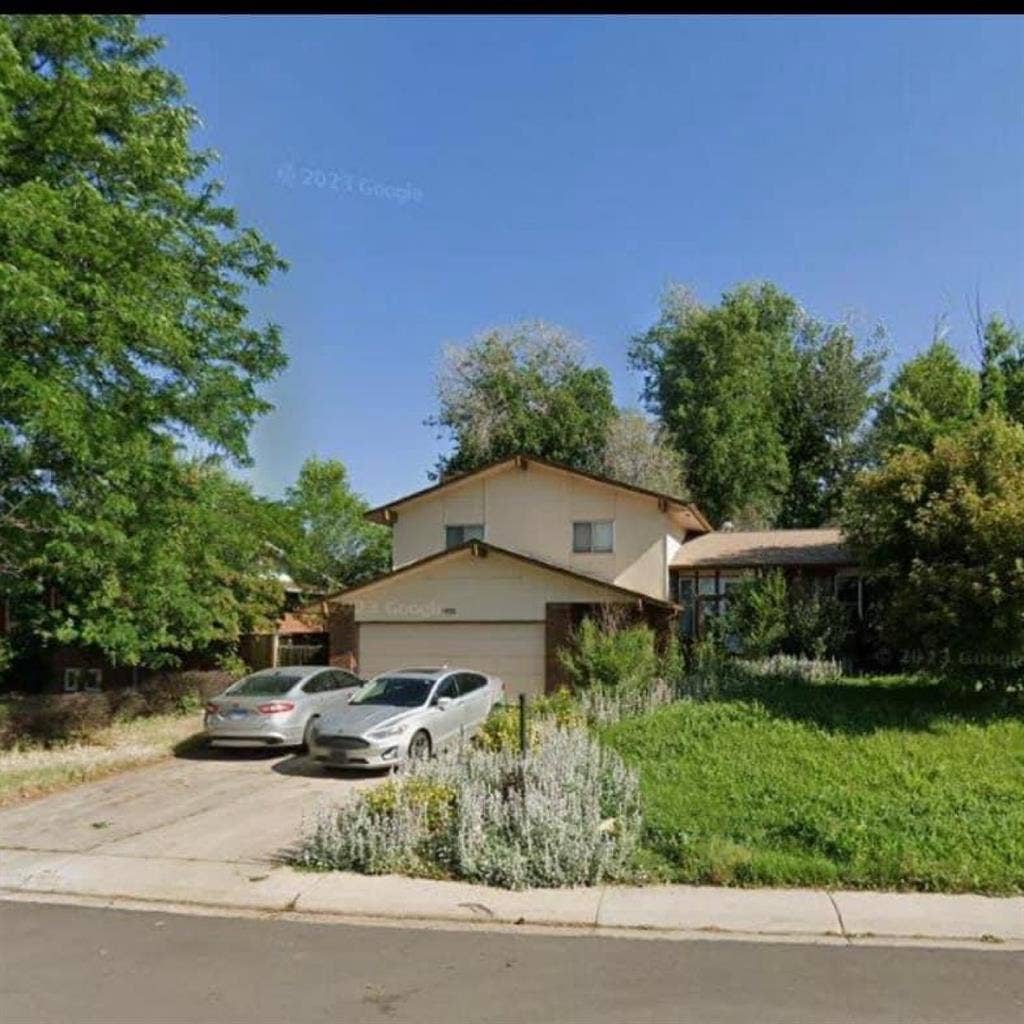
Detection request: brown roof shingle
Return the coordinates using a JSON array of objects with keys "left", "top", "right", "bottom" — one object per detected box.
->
[{"left": 671, "top": 528, "right": 853, "bottom": 569}]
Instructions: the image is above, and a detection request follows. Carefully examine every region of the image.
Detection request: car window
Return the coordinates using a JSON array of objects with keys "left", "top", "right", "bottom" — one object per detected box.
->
[
  {"left": 301, "top": 672, "right": 332, "bottom": 694},
  {"left": 435, "top": 676, "right": 459, "bottom": 701},
  {"left": 226, "top": 672, "right": 300, "bottom": 697},
  {"left": 331, "top": 670, "right": 362, "bottom": 689},
  {"left": 351, "top": 676, "right": 432, "bottom": 707},
  {"left": 457, "top": 673, "right": 487, "bottom": 696}
]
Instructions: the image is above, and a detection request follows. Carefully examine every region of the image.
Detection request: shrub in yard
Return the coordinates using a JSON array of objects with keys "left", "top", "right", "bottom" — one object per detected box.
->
[
  {"left": 4, "top": 693, "right": 116, "bottom": 748},
  {"left": 723, "top": 570, "right": 789, "bottom": 658},
  {"left": 295, "top": 723, "right": 643, "bottom": 889},
  {"left": 474, "top": 689, "right": 583, "bottom": 752},
  {"left": 558, "top": 609, "right": 660, "bottom": 692},
  {"left": 785, "top": 582, "right": 849, "bottom": 660}
]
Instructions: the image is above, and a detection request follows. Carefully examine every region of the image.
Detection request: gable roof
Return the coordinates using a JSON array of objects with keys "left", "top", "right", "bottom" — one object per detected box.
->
[
  {"left": 327, "top": 539, "right": 679, "bottom": 609},
  {"left": 671, "top": 528, "right": 854, "bottom": 569},
  {"left": 365, "top": 454, "right": 712, "bottom": 532}
]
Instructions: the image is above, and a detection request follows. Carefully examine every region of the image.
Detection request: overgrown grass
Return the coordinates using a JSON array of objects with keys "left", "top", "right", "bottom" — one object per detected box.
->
[
  {"left": 0, "top": 712, "right": 204, "bottom": 806},
  {"left": 602, "top": 676, "right": 1024, "bottom": 894}
]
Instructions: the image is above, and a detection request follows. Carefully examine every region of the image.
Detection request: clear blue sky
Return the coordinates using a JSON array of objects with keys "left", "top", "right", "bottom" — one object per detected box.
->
[{"left": 147, "top": 15, "right": 1023, "bottom": 506}]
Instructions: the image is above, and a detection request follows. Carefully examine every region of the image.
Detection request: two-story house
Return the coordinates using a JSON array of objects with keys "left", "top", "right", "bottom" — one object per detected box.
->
[{"left": 324, "top": 454, "right": 861, "bottom": 695}]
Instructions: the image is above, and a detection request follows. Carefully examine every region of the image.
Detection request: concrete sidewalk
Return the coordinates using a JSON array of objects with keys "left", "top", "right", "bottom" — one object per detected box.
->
[{"left": 2, "top": 847, "right": 1022, "bottom": 950}]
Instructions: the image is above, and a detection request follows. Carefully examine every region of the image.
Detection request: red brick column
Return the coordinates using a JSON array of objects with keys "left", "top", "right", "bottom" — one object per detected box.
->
[{"left": 327, "top": 604, "right": 358, "bottom": 672}]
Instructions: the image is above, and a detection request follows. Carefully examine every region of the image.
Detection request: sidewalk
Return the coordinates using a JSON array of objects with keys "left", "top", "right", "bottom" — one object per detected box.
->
[{"left": 2, "top": 847, "right": 1022, "bottom": 949}]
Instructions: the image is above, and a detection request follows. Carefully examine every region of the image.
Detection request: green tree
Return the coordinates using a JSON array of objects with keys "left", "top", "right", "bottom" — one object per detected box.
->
[
  {"left": 285, "top": 457, "right": 391, "bottom": 589},
  {"left": 870, "top": 341, "right": 980, "bottom": 455},
  {"left": 0, "top": 16, "right": 286, "bottom": 665},
  {"left": 632, "top": 283, "right": 885, "bottom": 528},
  {"left": 430, "top": 322, "right": 616, "bottom": 478},
  {"left": 724, "top": 570, "right": 789, "bottom": 658},
  {"left": 843, "top": 411, "right": 1024, "bottom": 668},
  {"left": 0, "top": 15, "right": 285, "bottom": 581},
  {"left": 26, "top": 454, "right": 286, "bottom": 668},
  {"left": 601, "top": 410, "right": 688, "bottom": 496},
  {"left": 778, "top": 320, "right": 886, "bottom": 526},
  {"left": 631, "top": 283, "right": 800, "bottom": 527},
  {"left": 980, "top": 315, "right": 1024, "bottom": 425}
]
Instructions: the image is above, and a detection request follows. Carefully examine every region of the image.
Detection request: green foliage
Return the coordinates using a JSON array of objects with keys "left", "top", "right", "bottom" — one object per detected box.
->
[
  {"left": 601, "top": 410, "right": 688, "bottom": 496},
  {"left": 558, "top": 611, "right": 661, "bottom": 692},
  {"left": 777, "top": 320, "right": 885, "bottom": 526},
  {"left": 724, "top": 571, "right": 789, "bottom": 658},
  {"left": 785, "top": 581, "right": 850, "bottom": 660},
  {"left": 603, "top": 676, "right": 1024, "bottom": 893},
  {"left": 981, "top": 315, "right": 1024, "bottom": 425},
  {"left": 0, "top": 16, "right": 286, "bottom": 662},
  {"left": 631, "top": 283, "right": 883, "bottom": 527},
  {"left": 844, "top": 410, "right": 1024, "bottom": 667},
  {"left": 22, "top": 457, "right": 285, "bottom": 667},
  {"left": 430, "top": 322, "right": 616, "bottom": 478},
  {"left": 474, "top": 689, "right": 584, "bottom": 752},
  {"left": 284, "top": 457, "right": 391, "bottom": 589},
  {"left": 871, "top": 340, "right": 980, "bottom": 455}
]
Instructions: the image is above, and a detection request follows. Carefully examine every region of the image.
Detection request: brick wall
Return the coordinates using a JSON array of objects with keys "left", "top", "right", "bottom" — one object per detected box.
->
[{"left": 327, "top": 603, "right": 358, "bottom": 672}]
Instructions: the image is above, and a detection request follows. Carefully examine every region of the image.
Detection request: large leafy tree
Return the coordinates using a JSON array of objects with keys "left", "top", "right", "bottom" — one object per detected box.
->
[
  {"left": 0, "top": 16, "right": 286, "bottom": 663},
  {"left": 777, "top": 320, "right": 886, "bottom": 526},
  {"left": 632, "top": 283, "right": 885, "bottom": 528},
  {"left": 870, "top": 340, "right": 980, "bottom": 456},
  {"left": 601, "top": 410, "right": 689, "bottom": 496},
  {"left": 843, "top": 411, "right": 1024, "bottom": 668},
  {"left": 631, "top": 283, "right": 799, "bottom": 527},
  {"left": 430, "top": 322, "right": 616, "bottom": 479},
  {"left": 284, "top": 457, "right": 391, "bottom": 590}
]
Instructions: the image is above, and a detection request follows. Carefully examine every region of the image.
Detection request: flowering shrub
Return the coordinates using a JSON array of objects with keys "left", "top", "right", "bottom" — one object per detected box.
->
[
  {"left": 739, "top": 655, "right": 843, "bottom": 685},
  {"left": 294, "top": 722, "right": 643, "bottom": 889}
]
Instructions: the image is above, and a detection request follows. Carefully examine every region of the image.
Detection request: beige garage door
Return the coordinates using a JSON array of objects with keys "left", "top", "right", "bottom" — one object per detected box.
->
[{"left": 358, "top": 622, "right": 546, "bottom": 697}]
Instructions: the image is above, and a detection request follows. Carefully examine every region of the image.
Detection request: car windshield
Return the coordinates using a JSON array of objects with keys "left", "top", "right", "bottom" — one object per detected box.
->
[
  {"left": 351, "top": 676, "right": 433, "bottom": 708},
  {"left": 225, "top": 672, "right": 300, "bottom": 697}
]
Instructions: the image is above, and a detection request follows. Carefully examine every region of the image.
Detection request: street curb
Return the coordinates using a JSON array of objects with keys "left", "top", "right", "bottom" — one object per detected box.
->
[{"left": 2, "top": 849, "right": 1023, "bottom": 951}]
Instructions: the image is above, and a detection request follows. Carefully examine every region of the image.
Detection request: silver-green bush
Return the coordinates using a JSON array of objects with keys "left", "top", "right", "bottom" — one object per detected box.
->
[{"left": 294, "top": 723, "right": 643, "bottom": 889}]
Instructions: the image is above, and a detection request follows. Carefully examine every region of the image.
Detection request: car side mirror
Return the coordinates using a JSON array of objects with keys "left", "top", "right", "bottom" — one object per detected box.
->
[{"left": 435, "top": 696, "right": 452, "bottom": 711}]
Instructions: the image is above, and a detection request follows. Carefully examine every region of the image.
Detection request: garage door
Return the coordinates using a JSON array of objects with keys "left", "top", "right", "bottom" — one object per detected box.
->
[{"left": 358, "top": 622, "right": 546, "bottom": 697}]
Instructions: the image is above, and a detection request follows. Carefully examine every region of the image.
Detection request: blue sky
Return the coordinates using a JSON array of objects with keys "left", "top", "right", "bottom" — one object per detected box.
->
[{"left": 147, "top": 15, "right": 1023, "bottom": 506}]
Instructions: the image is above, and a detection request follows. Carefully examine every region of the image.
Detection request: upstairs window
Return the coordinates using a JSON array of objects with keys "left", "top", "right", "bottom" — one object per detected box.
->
[
  {"left": 445, "top": 524, "right": 484, "bottom": 549},
  {"left": 573, "top": 520, "right": 614, "bottom": 554}
]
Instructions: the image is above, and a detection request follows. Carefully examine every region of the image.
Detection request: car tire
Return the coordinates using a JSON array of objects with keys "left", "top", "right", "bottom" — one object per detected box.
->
[
  {"left": 407, "top": 730, "right": 431, "bottom": 761},
  {"left": 302, "top": 716, "right": 319, "bottom": 752}
]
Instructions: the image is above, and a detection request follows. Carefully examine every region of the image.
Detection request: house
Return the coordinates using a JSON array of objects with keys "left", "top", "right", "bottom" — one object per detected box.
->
[{"left": 323, "top": 455, "right": 864, "bottom": 695}]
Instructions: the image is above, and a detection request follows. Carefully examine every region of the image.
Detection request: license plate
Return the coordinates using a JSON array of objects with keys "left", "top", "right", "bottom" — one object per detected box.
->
[{"left": 227, "top": 709, "right": 249, "bottom": 720}]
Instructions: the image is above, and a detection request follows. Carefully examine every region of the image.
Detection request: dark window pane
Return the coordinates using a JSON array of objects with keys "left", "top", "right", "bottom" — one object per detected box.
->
[{"left": 573, "top": 522, "right": 592, "bottom": 552}]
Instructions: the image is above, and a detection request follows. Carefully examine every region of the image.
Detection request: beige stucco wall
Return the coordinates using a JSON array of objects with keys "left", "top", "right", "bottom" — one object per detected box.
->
[
  {"left": 350, "top": 546, "right": 635, "bottom": 624},
  {"left": 389, "top": 463, "right": 675, "bottom": 599}
]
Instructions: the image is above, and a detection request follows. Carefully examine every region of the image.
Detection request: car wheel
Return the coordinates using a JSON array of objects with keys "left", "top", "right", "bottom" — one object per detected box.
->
[
  {"left": 302, "top": 716, "right": 319, "bottom": 752},
  {"left": 407, "top": 730, "right": 431, "bottom": 761}
]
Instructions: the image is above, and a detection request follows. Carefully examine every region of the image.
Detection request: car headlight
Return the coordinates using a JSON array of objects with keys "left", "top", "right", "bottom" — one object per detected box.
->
[{"left": 368, "top": 722, "right": 406, "bottom": 740}]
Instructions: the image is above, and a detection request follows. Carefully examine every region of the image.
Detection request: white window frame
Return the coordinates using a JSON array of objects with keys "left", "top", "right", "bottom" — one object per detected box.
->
[{"left": 572, "top": 519, "right": 615, "bottom": 554}]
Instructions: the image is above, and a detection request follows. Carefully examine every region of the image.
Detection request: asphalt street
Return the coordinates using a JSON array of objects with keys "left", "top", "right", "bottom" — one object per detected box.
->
[{"left": 2, "top": 900, "right": 1022, "bottom": 1023}]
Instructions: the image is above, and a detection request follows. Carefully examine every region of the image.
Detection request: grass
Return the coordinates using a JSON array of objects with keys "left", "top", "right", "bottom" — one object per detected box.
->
[
  {"left": 0, "top": 712, "right": 204, "bottom": 807},
  {"left": 601, "top": 676, "right": 1024, "bottom": 894}
]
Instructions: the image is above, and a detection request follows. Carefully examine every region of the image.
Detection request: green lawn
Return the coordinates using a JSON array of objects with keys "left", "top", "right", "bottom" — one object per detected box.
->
[{"left": 602, "top": 677, "right": 1024, "bottom": 894}]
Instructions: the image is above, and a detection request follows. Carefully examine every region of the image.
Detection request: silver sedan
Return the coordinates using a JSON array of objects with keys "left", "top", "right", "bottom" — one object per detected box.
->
[
  {"left": 203, "top": 665, "right": 364, "bottom": 749},
  {"left": 308, "top": 667, "right": 505, "bottom": 769}
]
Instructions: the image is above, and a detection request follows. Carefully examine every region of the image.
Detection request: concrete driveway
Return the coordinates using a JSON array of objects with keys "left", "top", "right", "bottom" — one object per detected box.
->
[{"left": 0, "top": 748, "right": 381, "bottom": 866}]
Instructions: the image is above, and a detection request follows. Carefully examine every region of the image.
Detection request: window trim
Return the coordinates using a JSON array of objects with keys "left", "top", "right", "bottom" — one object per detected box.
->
[{"left": 572, "top": 519, "right": 615, "bottom": 554}]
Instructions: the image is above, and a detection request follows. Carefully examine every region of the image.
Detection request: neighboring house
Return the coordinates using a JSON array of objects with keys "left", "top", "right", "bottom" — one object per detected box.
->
[
  {"left": 671, "top": 528, "right": 865, "bottom": 638},
  {"left": 323, "top": 455, "right": 866, "bottom": 696}
]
